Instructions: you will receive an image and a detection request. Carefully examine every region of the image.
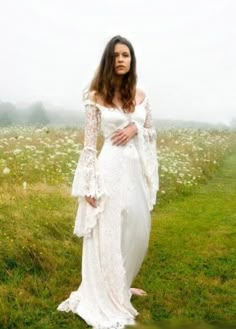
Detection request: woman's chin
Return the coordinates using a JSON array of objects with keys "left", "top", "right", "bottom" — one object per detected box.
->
[{"left": 115, "top": 71, "right": 128, "bottom": 76}]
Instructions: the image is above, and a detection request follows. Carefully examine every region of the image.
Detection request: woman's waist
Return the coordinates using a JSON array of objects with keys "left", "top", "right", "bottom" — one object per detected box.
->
[
  {"left": 103, "top": 134, "right": 137, "bottom": 147},
  {"left": 99, "top": 137, "right": 139, "bottom": 160}
]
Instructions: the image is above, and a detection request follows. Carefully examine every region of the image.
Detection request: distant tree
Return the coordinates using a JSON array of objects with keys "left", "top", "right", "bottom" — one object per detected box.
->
[
  {"left": 0, "top": 112, "right": 12, "bottom": 126},
  {"left": 229, "top": 117, "right": 236, "bottom": 130},
  {"left": 0, "top": 102, "right": 18, "bottom": 126},
  {"left": 27, "top": 102, "right": 50, "bottom": 126}
]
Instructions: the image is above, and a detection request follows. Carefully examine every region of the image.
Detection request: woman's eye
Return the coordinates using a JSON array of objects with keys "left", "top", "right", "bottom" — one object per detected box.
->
[{"left": 114, "top": 53, "right": 129, "bottom": 57}]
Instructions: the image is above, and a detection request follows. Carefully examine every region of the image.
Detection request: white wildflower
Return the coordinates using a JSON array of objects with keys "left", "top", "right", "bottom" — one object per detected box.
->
[
  {"left": 3, "top": 167, "right": 10, "bottom": 174},
  {"left": 13, "top": 149, "right": 21, "bottom": 155}
]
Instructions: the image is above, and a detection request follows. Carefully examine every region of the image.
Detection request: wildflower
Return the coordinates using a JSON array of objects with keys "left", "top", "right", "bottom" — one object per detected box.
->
[
  {"left": 13, "top": 149, "right": 21, "bottom": 155},
  {"left": 3, "top": 167, "right": 10, "bottom": 174}
]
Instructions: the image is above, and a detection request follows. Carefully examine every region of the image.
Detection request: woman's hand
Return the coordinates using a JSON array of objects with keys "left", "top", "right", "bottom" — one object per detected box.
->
[
  {"left": 85, "top": 195, "right": 97, "bottom": 208},
  {"left": 111, "top": 123, "right": 137, "bottom": 146}
]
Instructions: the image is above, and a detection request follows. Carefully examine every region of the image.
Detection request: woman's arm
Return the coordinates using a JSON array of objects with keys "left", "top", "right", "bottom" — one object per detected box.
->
[
  {"left": 142, "top": 97, "right": 157, "bottom": 142},
  {"left": 130, "top": 96, "right": 156, "bottom": 142},
  {"left": 71, "top": 102, "right": 103, "bottom": 200},
  {"left": 131, "top": 95, "right": 159, "bottom": 210},
  {"left": 71, "top": 96, "right": 108, "bottom": 238}
]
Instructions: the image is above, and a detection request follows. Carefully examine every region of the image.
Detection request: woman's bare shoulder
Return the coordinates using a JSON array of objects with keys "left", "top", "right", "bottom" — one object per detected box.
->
[
  {"left": 87, "top": 90, "right": 96, "bottom": 102},
  {"left": 88, "top": 90, "right": 104, "bottom": 104},
  {"left": 136, "top": 88, "right": 146, "bottom": 104}
]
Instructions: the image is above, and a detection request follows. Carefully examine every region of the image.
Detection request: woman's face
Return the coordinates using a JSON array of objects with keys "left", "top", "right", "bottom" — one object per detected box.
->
[{"left": 113, "top": 43, "right": 131, "bottom": 75}]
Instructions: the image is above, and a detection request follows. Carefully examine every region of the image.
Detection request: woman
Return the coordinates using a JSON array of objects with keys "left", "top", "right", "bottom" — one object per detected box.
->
[{"left": 57, "top": 35, "right": 159, "bottom": 329}]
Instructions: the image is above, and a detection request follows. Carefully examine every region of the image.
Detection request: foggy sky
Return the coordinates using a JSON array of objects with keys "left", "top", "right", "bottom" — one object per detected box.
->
[{"left": 0, "top": 0, "right": 235, "bottom": 124}]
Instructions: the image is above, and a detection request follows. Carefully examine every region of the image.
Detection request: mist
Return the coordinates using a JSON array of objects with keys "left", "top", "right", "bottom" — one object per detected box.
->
[{"left": 0, "top": 0, "right": 235, "bottom": 125}]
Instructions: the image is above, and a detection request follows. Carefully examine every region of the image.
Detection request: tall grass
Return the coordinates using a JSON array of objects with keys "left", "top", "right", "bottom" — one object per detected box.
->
[{"left": 1, "top": 125, "right": 235, "bottom": 202}]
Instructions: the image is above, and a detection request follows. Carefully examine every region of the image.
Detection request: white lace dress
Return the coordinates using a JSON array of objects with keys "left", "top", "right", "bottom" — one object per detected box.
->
[{"left": 57, "top": 94, "right": 159, "bottom": 329}]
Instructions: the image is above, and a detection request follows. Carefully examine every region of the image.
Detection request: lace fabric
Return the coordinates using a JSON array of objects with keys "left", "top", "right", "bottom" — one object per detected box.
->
[
  {"left": 142, "top": 95, "right": 157, "bottom": 141},
  {"left": 71, "top": 104, "right": 105, "bottom": 199},
  {"left": 132, "top": 97, "right": 159, "bottom": 210},
  {"left": 71, "top": 103, "right": 109, "bottom": 239}
]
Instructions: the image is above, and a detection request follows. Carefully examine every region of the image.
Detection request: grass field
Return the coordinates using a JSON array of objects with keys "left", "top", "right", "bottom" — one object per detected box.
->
[{"left": 0, "top": 126, "right": 236, "bottom": 329}]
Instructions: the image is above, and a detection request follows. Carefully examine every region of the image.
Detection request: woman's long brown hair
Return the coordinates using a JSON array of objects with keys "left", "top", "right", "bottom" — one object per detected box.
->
[{"left": 83, "top": 35, "right": 137, "bottom": 113}]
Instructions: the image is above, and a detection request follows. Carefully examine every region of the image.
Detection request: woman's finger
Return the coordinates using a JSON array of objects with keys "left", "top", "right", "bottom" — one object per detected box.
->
[
  {"left": 111, "top": 130, "right": 122, "bottom": 141},
  {"left": 114, "top": 133, "right": 130, "bottom": 145},
  {"left": 85, "top": 196, "right": 97, "bottom": 208},
  {"left": 90, "top": 198, "right": 97, "bottom": 208}
]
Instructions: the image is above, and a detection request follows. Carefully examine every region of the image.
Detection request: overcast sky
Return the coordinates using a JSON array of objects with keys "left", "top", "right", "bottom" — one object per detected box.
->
[{"left": 0, "top": 0, "right": 235, "bottom": 124}]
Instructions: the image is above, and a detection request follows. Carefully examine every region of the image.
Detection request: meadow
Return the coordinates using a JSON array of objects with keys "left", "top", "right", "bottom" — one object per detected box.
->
[
  {"left": 0, "top": 125, "right": 235, "bottom": 329},
  {"left": 0, "top": 126, "right": 235, "bottom": 200}
]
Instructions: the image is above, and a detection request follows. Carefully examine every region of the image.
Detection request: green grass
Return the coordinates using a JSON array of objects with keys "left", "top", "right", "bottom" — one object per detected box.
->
[
  {"left": 134, "top": 151, "right": 236, "bottom": 328},
  {"left": 0, "top": 151, "right": 236, "bottom": 329}
]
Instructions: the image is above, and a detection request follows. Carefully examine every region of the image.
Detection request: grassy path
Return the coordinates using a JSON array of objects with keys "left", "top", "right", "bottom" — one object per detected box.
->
[
  {"left": 132, "top": 151, "right": 236, "bottom": 328},
  {"left": 1, "top": 151, "right": 235, "bottom": 329}
]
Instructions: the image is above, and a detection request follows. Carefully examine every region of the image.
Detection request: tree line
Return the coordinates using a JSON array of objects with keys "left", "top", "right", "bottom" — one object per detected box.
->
[
  {"left": 0, "top": 101, "right": 50, "bottom": 127},
  {"left": 0, "top": 99, "right": 235, "bottom": 130}
]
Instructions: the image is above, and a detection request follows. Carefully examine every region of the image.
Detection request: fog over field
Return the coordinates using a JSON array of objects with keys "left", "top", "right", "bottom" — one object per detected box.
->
[{"left": 0, "top": 0, "right": 235, "bottom": 126}]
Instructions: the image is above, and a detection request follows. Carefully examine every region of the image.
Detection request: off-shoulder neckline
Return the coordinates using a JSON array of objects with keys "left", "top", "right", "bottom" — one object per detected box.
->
[{"left": 83, "top": 95, "right": 148, "bottom": 112}]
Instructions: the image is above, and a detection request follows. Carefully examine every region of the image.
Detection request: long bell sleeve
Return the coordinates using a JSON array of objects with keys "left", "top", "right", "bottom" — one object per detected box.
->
[
  {"left": 71, "top": 102, "right": 105, "bottom": 199},
  {"left": 71, "top": 102, "right": 108, "bottom": 239},
  {"left": 132, "top": 96, "right": 159, "bottom": 211}
]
